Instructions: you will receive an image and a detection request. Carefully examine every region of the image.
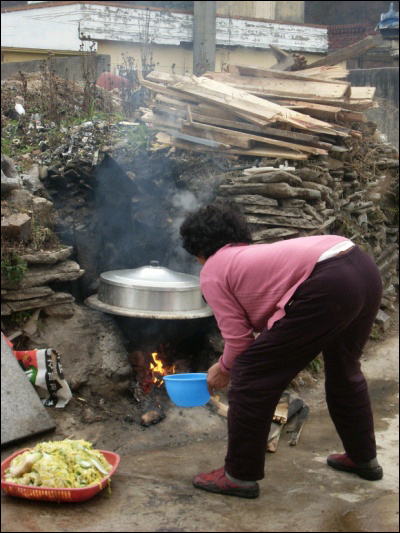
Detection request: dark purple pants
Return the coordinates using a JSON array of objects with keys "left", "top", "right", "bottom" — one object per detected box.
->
[{"left": 225, "top": 246, "right": 383, "bottom": 481}]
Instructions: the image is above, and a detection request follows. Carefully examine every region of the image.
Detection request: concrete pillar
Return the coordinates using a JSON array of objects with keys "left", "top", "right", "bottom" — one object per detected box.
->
[{"left": 193, "top": 1, "right": 217, "bottom": 76}]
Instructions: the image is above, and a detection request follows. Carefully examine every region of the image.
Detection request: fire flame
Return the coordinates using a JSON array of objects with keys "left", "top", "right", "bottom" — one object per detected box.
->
[{"left": 150, "top": 352, "right": 175, "bottom": 388}]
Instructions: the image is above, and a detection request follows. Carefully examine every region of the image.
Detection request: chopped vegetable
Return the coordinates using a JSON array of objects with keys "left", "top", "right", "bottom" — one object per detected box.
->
[{"left": 4, "top": 440, "right": 112, "bottom": 489}]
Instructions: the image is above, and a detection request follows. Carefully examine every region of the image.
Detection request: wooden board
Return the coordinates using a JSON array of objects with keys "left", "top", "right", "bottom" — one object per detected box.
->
[
  {"left": 182, "top": 120, "right": 328, "bottom": 155},
  {"left": 227, "top": 64, "right": 350, "bottom": 86},
  {"left": 189, "top": 113, "right": 330, "bottom": 147},
  {"left": 204, "top": 72, "right": 350, "bottom": 100},
  {"left": 293, "top": 65, "right": 349, "bottom": 79},
  {"left": 303, "top": 35, "right": 383, "bottom": 69},
  {"left": 156, "top": 132, "right": 308, "bottom": 159}
]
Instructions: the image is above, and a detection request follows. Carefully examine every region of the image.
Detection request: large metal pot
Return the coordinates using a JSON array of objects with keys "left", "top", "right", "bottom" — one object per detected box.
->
[{"left": 85, "top": 261, "right": 213, "bottom": 319}]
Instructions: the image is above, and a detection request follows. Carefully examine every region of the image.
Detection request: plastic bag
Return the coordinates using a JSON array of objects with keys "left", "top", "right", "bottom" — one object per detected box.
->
[{"left": 4, "top": 336, "right": 72, "bottom": 408}]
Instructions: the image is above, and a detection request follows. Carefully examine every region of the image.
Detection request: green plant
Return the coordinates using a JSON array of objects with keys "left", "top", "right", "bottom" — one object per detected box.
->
[
  {"left": 370, "top": 324, "right": 381, "bottom": 341},
  {"left": 1, "top": 254, "right": 28, "bottom": 287},
  {"left": 307, "top": 355, "right": 323, "bottom": 375},
  {"left": 127, "top": 123, "right": 155, "bottom": 155},
  {"left": 10, "top": 310, "right": 34, "bottom": 328}
]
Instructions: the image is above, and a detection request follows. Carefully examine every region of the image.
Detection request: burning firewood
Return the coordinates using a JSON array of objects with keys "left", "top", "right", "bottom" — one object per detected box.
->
[{"left": 141, "top": 410, "right": 165, "bottom": 427}]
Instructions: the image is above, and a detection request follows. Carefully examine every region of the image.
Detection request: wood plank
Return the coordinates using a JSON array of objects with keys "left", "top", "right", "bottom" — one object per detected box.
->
[
  {"left": 204, "top": 72, "right": 349, "bottom": 99},
  {"left": 273, "top": 100, "right": 365, "bottom": 123},
  {"left": 190, "top": 113, "right": 327, "bottom": 144},
  {"left": 155, "top": 94, "right": 199, "bottom": 109},
  {"left": 350, "top": 86, "right": 376, "bottom": 100},
  {"left": 294, "top": 65, "right": 349, "bottom": 79},
  {"left": 270, "top": 55, "right": 296, "bottom": 72},
  {"left": 156, "top": 132, "right": 308, "bottom": 159},
  {"left": 227, "top": 64, "right": 351, "bottom": 86},
  {"left": 180, "top": 123, "right": 253, "bottom": 149},
  {"left": 304, "top": 35, "right": 383, "bottom": 69},
  {"left": 269, "top": 44, "right": 289, "bottom": 61},
  {"left": 182, "top": 120, "right": 328, "bottom": 155}
]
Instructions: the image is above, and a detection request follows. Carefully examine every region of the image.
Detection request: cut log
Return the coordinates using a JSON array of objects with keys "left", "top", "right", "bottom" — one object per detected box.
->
[{"left": 304, "top": 35, "right": 383, "bottom": 69}]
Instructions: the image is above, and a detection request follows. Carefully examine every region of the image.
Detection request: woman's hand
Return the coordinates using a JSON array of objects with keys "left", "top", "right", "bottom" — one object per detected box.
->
[{"left": 207, "top": 362, "right": 230, "bottom": 396}]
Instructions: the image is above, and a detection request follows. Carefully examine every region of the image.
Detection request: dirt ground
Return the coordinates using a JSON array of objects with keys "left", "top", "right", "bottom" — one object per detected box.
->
[{"left": 1, "top": 306, "right": 399, "bottom": 533}]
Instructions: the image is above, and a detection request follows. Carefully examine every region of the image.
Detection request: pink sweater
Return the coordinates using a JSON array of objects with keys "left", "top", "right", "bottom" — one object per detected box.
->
[{"left": 200, "top": 235, "right": 349, "bottom": 374}]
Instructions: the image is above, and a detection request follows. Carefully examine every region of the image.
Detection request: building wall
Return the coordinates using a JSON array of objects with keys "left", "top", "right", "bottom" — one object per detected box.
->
[
  {"left": 1, "top": 53, "right": 110, "bottom": 80},
  {"left": 216, "top": 1, "right": 276, "bottom": 20},
  {"left": 2, "top": 2, "right": 327, "bottom": 69},
  {"left": 97, "top": 41, "right": 324, "bottom": 75},
  {"left": 2, "top": 49, "right": 80, "bottom": 63},
  {"left": 275, "top": 1, "right": 305, "bottom": 23}
]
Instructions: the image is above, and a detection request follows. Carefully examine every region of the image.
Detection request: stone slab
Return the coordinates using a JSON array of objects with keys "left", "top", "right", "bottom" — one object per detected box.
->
[{"left": 1, "top": 333, "right": 55, "bottom": 446}]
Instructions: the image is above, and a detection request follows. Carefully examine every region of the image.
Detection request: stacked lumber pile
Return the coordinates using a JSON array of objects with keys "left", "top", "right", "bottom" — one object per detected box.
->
[
  {"left": 139, "top": 67, "right": 368, "bottom": 160},
  {"left": 138, "top": 37, "right": 383, "bottom": 158}
]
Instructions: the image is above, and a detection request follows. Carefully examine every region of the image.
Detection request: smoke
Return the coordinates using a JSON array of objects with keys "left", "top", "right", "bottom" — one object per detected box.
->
[{"left": 167, "top": 190, "right": 202, "bottom": 275}]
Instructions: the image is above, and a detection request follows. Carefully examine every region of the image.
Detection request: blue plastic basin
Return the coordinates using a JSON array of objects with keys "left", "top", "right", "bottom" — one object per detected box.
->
[{"left": 163, "top": 373, "right": 209, "bottom": 407}]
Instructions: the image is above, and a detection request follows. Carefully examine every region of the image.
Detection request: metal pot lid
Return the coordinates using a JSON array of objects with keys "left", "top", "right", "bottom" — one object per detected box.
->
[{"left": 100, "top": 261, "right": 201, "bottom": 292}]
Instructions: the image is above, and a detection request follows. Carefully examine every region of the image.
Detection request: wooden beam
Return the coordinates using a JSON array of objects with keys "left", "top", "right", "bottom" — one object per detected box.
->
[
  {"left": 269, "top": 44, "right": 289, "bottom": 61},
  {"left": 181, "top": 120, "right": 328, "bottom": 155},
  {"left": 227, "top": 64, "right": 350, "bottom": 86},
  {"left": 204, "top": 72, "right": 350, "bottom": 99},
  {"left": 304, "top": 35, "right": 383, "bottom": 69}
]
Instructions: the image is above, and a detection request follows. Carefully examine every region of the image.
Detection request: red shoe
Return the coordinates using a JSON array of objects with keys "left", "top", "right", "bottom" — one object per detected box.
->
[
  {"left": 327, "top": 453, "right": 383, "bottom": 481},
  {"left": 193, "top": 467, "right": 260, "bottom": 498}
]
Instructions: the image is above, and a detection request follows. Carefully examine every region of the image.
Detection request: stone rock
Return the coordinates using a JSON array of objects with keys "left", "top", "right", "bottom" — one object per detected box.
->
[
  {"left": 21, "top": 246, "right": 73, "bottom": 265},
  {"left": 39, "top": 165, "right": 48, "bottom": 180},
  {"left": 2, "top": 286, "right": 54, "bottom": 301},
  {"left": 32, "top": 196, "right": 54, "bottom": 216},
  {"left": 1, "top": 303, "right": 12, "bottom": 316},
  {"left": 1, "top": 260, "right": 84, "bottom": 289},
  {"left": 30, "top": 304, "right": 132, "bottom": 397},
  {"left": 21, "top": 164, "right": 45, "bottom": 193},
  {"left": 375, "top": 309, "right": 391, "bottom": 332},
  {"left": 1, "top": 213, "right": 32, "bottom": 242},
  {"left": 1, "top": 333, "right": 55, "bottom": 445},
  {"left": 1, "top": 155, "right": 22, "bottom": 195},
  {"left": 6, "top": 292, "right": 74, "bottom": 313},
  {"left": 42, "top": 303, "right": 75, "bottom": 318}
]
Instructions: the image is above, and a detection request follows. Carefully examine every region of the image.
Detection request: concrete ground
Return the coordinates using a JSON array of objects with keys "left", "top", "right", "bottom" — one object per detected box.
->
[{"left": 1, "top": 312, "right": 399, "bottom": 532}]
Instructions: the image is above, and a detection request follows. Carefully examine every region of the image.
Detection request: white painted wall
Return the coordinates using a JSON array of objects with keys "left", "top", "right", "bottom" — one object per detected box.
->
[
  {"left": 2, "top": 3, "right": 328, "bottom": 54},
  {"left": 1, "top": 4, "right": 87, "bottom": 52}
]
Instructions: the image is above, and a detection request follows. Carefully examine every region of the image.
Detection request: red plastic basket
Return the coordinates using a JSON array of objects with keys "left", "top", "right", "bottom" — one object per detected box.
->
[{"left": 1, "top": 448, "right": 120, "bottom": 502}]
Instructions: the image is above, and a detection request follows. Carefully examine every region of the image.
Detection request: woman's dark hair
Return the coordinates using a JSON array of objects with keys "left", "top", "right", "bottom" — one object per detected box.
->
[{"left": 180, "top": 200, "right": 252, "bottom": 259}]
